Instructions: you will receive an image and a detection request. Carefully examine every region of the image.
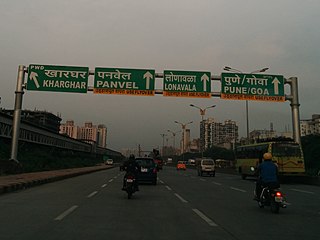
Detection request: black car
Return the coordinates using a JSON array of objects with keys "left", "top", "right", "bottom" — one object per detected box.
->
[{"left": 135, "top": 157, "right": 157, "bottom": 185}]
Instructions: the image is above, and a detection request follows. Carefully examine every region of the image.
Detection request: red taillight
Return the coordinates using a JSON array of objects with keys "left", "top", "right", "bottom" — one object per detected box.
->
[
  {"left": 127, "top": 175, "right": 135, "bottom": 179},
  {"left": 276, "top": 192, "right": 282, "bottom": 197}
]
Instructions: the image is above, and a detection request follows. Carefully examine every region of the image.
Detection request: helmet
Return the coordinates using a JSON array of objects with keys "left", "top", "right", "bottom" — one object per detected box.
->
[
  {"left": 129, "top": 154, "right": 135, "bottom": 160},
  {"left": 263, "top": 152, "right": 272, "bottom": 160}
]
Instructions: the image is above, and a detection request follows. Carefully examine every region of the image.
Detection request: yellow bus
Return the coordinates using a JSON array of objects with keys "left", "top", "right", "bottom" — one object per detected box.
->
[{"left": 235, "top": 139, "right": 305, "bottom": 179}]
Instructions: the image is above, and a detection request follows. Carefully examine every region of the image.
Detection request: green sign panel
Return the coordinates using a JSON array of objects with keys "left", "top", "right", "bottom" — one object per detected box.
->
[
  {"left": 27, "top": 64, "right": 89, "bottom": 93},
  {"left": 163, "top": 70, "right": 211, "bottom": 98},
  {"left": 94, "top": 67, "right": 155, "bottom": 96},
  {"left": 221, "top": 73, "right": 285, "bottom": 102}
]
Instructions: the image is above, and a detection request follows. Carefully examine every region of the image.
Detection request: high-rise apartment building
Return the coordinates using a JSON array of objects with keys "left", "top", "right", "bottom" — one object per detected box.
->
[
  {"left": 60, "top": 121, "right": 107, "bottom": 148},
  {"left": 79, "top": 122, "right": 98, "bottom": 144},
  {"left": 97, "top": 124, "right": 107, "bottom": 148},
  {"left": 300, "top": 114, "right": 320, "bottom": 136},
  {"left": 60, "top": 120, "right": 79, "bottom": 139},
  {"left": 200, "top": 118, "right": 238, "bottom": 150}
]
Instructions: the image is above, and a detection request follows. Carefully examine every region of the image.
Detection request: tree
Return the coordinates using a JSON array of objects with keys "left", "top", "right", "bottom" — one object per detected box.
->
[{"left": 301, "top": 135, "right": 320, "bottom": 175}]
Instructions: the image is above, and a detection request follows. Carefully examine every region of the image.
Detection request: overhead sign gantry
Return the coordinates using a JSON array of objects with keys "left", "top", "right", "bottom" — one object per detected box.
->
[{"left": 10, "top": 64, "right": 301, "bottom": 163}]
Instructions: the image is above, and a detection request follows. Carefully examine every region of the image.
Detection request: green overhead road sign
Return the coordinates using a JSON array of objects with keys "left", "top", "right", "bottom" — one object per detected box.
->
[
  {"left": 221, "top": 73, "right": 285, "bottom": 102},
  {"left": 163, "top": 70, "right": 211, "bottom": 98},
  {"left": 27, "top": 64, "right": 89, "bottom": 93},
  {"left": 94, "top": 67, "right": 155, "bottom": 96}
]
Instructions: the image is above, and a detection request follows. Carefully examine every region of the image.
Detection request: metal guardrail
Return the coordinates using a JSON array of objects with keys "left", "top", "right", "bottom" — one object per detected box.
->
[{"left": 0, "top": 112, "right": 122, "bottom": 158}]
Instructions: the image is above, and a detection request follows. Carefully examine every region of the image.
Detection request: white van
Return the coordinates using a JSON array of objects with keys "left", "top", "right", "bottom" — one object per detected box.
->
[{"left": 197, "top": 158, "right": 215, "bottom": 177}]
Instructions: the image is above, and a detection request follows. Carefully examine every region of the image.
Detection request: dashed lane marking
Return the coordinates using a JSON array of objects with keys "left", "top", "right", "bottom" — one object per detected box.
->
[
  {"left": 87, "top": 191, "right": 98, "bottom": 198},
  {"left": 55, "top": 205, "right": 78, "bottom": 221},
  {"left": 290, "top": 189, "right": 315, "bottom": 194},
  {"left": 166, "top": 186, "right": 172, "bottom": 191},
  {"left": 192, "top": 209, "right": 218, "bottom": 227},
  {"left": 108, "top": 179, "right": 114, "bottom": 183},
  {"left": 230, "top": 187, "right": 247, "bottom": 193},
  {"left": 174, "top": 193, "right": 188, "bottom": 203},
  {"left": 212, "top": 181, "right": 222, "bottom": 186},
  {"left": 101, "top": 184, "right": 108, "bottom": 188}
]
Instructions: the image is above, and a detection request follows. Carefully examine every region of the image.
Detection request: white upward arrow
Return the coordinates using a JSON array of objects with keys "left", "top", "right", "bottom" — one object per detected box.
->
[
  {"left": 201, "top": 74, "right": 209, "bottom": 92},
  {"left": 30, "top": 72, "right": 40, "bottom": 88},
  {"left": 272, "top": 77, "right": 280, "bottom": 95},
  {"left": 143, "top": 71, "right": 153, "bottom": 90}
]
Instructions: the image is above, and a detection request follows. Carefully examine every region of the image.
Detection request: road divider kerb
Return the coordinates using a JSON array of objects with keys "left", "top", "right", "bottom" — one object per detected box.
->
[{"left": 0, "top": 165, "right": 114, "bottom": 195}]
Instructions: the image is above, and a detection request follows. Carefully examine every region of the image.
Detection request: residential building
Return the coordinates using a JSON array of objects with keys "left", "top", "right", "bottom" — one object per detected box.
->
[
  {"left": 300, "top": 114, "right": 320, "bottom": 136},
  {"left": 60, "top": 121, "right": 107, "bottom": 148},
  {"left": 79, "top": 122, "right": 98, "bottom": 144},
  {"left": 190, "top": 138, "right": 200, "bottom": 153},
  {"left": 97, "top": 124, "right": 107, "bottom": 148},
  {"left": 59, "top": 120, "right": 79, "bottom": 139},
  {"left": 200, "top": 118, "right": 238, "bottom": 150}
]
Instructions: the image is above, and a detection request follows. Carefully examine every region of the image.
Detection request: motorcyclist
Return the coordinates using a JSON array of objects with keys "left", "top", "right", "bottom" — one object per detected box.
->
[
  {"left": 254, "top": 152, "right": 280, "bottom": 201},
  {"left": 122, "top": 154, "right": 140, "bottom": 191}
]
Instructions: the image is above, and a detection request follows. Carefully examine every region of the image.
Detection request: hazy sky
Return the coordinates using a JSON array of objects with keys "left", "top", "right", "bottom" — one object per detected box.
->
[{"left": 1, "top": 0, "right": 319, "bottom": 151}]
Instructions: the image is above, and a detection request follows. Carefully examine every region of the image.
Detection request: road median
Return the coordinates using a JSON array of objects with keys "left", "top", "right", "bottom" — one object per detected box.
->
[{"left": 0, "top": 164, "right": 113, "bottom": 195}]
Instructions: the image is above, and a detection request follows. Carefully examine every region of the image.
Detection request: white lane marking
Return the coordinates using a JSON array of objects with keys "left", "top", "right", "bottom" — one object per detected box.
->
[
  {"left": 192, "top": 209, "right": 218, "bottom": 227},
  {"left": 87, "top": 191, "right": 98, "bottom": 198},
  {"left": 166, "top": 186, "right": 172, "bottom": 191},
  {"left": 159, "top": 180, "right": 165, "bottom": 184},
  {"left": 55, "top": 205, "right": 78, "bottom": 221},
  {"left": 108, "top": 179, "right": 114, "bottom": 183},
  {"left": 114, "top": 176, "right": 118, "bottom": 179},
  {"left": 200, "top": 178, "right": 206, "bottom": 182},
  {"left": 212, "top": 181, "right": 222, "bottom": 186},
  {"left": 174, "top": 193, "right": 188, "bottom": 203},
  {"left": 290, "top": 189, "right": 315, "bottom": 194},
  {"left": 230, "top": 187, "right": 247, "bottom": 193},
  {"left": 101, "top": 184, "right": 107, "bottom": 188}
]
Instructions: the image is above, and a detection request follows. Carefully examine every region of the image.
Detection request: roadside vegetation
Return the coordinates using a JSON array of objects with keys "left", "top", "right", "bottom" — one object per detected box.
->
[{"left": 301, "top": 135, "right": 320, "bottom": 176}]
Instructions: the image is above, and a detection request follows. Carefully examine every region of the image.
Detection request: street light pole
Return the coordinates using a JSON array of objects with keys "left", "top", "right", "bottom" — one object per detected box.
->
[
  {"left": 223, "top": 66, "right": 269, "bottom": 143},
  {"left": 167, "top": 130, "right": 181, "bottom": 155},
  {"left": 189, "top": 104, "right": 216, "bottom": 157},
  {"left": 174, "top": 121, "right": 193, "bottom": 154},
  {"left": 160, "top": 133, "right": 167, "bottom": 156}
]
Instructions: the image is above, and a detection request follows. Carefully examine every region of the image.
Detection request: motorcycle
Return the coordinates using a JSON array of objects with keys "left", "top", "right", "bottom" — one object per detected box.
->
[
  {"left": 124, "top": 174, "right": 136, "bottom": 199},
  {"left": 255, "top": 186, "right": 287, "bottom": 213}
]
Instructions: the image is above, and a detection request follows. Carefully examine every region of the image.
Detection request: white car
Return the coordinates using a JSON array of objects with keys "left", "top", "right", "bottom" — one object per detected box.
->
[{"left": 105, "top": 159, "right": 113, "bottom": 165}]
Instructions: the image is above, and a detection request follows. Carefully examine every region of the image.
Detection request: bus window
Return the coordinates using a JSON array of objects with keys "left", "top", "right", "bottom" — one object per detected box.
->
[{"left": 272, "top": 143, "right": 302, "bottom": 157}]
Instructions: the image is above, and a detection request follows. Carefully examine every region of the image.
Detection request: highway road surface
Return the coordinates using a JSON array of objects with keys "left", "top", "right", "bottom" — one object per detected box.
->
[{"left": 1, "top": 166, "right": 319, "bottom": 240}]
